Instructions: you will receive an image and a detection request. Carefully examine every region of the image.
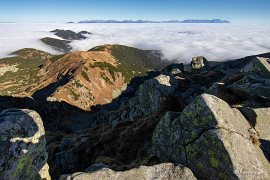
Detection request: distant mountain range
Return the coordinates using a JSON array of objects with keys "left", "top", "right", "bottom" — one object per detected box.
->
[{"left": 78, "top": 19, "right": 230, "bottom": 23}]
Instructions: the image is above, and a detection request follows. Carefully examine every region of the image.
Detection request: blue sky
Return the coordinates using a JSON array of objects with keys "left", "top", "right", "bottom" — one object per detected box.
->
[{"left": 0, "top": 0, "right": 269, "bottom": 23}]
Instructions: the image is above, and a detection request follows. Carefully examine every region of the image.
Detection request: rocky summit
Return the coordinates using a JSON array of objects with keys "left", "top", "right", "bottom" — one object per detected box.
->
[{"left": 0, "top": 45, "right": 270, "bottom": 180}]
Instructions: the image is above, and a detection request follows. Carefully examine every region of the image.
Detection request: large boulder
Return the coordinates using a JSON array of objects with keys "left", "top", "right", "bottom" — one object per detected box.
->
[
  {"left": 136, "top": 74, "right": 178, "bottom": 115},
  {"left": 228, "top": 74, "right": 270, "bottom": 105},
  {"left": 191, "top": 56, "right": 210, "bottom": 72},
  {"left": 153, "top": 94, "right": 270, "bottom": 179},
  {"left": 227, "top": 57, "right": 270, "bottom": 106},
  {"left": 59, "top": 163, "right": 196, "bottom": 180},
  {"left": 0, "top": 109, "right": 50, "bottom": 180},
  {"left": 152, "top": 112, "right": 183, "bottom": 162},
  {"left": 241, "top": 57, "right": 270, "bottom": 78},
  {"left": 97, "top": 74, "right": 178, "bottom": 125}
]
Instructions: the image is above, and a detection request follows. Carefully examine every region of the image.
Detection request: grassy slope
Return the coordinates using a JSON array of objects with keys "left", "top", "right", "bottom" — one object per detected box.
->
[
  {"left": 89, "top": 45, "right": 168, "bottom": 83},
  {"left": 0, "top": 45, "right": 167, "bottom": 96},
  {"left": 0, "top": 48, "right": 51, "bottom": 95}
]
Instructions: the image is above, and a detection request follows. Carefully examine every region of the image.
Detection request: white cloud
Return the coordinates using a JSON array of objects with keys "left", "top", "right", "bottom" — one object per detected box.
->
[{"left": 0, "top": 23, "right": 270, "bottom": 63}]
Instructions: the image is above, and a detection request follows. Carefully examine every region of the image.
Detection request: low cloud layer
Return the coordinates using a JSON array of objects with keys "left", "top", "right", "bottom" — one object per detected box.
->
[{"left": 0, "top": 23, "right": 270, "bottom": 63}]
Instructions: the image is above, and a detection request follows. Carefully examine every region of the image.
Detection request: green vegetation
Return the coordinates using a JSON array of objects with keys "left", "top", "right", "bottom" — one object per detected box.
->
[
  {"left": 50, "top": 54, "right": 65, "bottom": 63},
  {"left": 88, "top": 46, "right": 106, "bottom": 51},
  {"left": 110, "top": 45, "right": 152, "bottom": 83},
  {"left": 0, "top": 53, "right": 46, "bottom": 95},
  {"left": 100, "top": 72, "right": 113, "bottom": 84},
  {"left": 12, "top": 155, "right": 35, "bottom": 179},
  {"left": 84, "top": 66, "right": 89, "bottom": 71},
  {"left": 69, "top": 88, "right": 80, "bottom": 101},
  {"left": 72, "top": 80, "right": 83, "bottom": 88},
  {"left": 89, "top": 45, "right": 168, "bottom": 83},
  {"left": 81, "top": 70, "right": 91, "bottom": 82},
  {"left": 12, "top": 48, "right": 51, "bottom": 58},
  {"left": 93, "top": 62, "right": 118, "bottom": 81}
]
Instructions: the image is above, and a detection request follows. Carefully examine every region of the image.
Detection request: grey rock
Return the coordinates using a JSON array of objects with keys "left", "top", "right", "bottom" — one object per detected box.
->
[
  {"left": 152, "top": 112, "right": 183, "bottom": 162},
  {"left": 228, "top": 76, "right": 270, "bottom": 105},
  {"left": 240, "top": 107, "right": 270, "bottom": 140},
  {"left": 153, "top": 94, "right": 270, "bottom": 179},
  {"left": 162, "top": 63, "right": 184, "bottom": 75},
  {"left": 191, "top": 56, "right": 210, "bottom": 72},
  {"left": 0, "top": 108, "right": 50, "bottom": 180},
  {"left": 84, "top": 163, "right": 109, "bottom": 172},
  {"left": 137, "top": 74, "right": 178, "bottom": 115},
  {"left": 97, "top": 75, "right": 178, "bottom": 126},
  {"left": 207, "top": 82, "right": 239, "bottom": 104},
  {"left": 59, "top": 163, "right": 196, "bottom": 180},
  {"left": 241, "top": 57, "right": 270, "bottom": 78}
]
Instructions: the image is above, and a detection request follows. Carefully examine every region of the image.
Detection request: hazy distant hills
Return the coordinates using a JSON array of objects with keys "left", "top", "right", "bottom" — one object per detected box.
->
[{"left": 78, "top": 19, "right": 230, "bottom": 23}]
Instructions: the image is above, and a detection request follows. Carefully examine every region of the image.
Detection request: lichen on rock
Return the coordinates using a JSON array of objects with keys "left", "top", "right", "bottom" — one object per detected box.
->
[
  {"left": 152, "top": 94, "right": 270, "bottom": 179},
  {"left": 0, "top": 108, "right": 50, "bottom": 180}
]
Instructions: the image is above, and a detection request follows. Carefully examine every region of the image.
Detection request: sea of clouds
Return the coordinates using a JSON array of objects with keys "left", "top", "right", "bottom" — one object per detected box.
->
[{"left": 0, "top": 23, "right": 270, "bottom": 63}]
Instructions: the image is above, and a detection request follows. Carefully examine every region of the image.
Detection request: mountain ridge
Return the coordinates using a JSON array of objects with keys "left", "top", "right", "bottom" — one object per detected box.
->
[
  {"left": 78, "top": 19, "right": 230, "bottom": 23},
  {"left": 1, "top": 45, "right": 270, "bottom": 180}
]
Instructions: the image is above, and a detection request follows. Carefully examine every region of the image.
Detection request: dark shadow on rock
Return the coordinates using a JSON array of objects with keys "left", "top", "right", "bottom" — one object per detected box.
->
[
  {"left": 0, "top": 95, "right": 87, "bottom": 132},
  {"left": 239, "top": 107, "right": 258, "bottom": 127},
  {"left": 0, "top": 70, "right": 237, "bottom": 179},
  {"left": 240, "top": 108, "right": 270, "bottom": 163},
  {"left": 178, "top": 97, "right": 238, "bottom": 179},
  {"left": 92, "top": 71, "right": 160, "bottom": 111},
  {"left": 260, "top": 139, "right": 270, "bottom": 162},
  {"left": 0, "top": 109, "right": 48, "bottom": 179},
  {"left": 45, "top": 76, "right": 183, "bottom": 178}
]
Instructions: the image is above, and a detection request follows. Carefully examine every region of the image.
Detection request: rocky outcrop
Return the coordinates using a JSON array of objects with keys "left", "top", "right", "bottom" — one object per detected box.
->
[
  {"left": 241, "top": 57, "right": 270, "bottom": 78},
  {"left": 2, "top": 45, "right": 270, "bottom": 180},
  {"left": 162, "top": 63, "right": 184, "bottom": 75},
  {"left": 228, "top": 57, "right": 270, "bottom": 106},
  {"left": 47, "top": 111, "right": 165, "bottom": 178},
  {"left": 191, "top": 56, "right": 210, "bottom": 72},
  {"left": 0, "top": 109, "right": 50, "bottom": 180},
  {"left": 59, "top": 163, "right": 196, "bottom": 180},
  {"left": 96, "top": 74, "right": 178, "bottom": 126},
  {"left": 153, "top": 94, "right": 270, "bottom": 179}
]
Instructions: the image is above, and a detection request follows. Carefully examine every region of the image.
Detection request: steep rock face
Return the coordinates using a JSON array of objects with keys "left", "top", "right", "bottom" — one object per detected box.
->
[
  {"left": 240, "top": 107, "right": 270, "bottom": 161},
  {"left": 152, "top": 112, "right": 183, "bottom": 162},
  {"left": 153, "top": 94, "right": 270, "bottom": 179},
  {"left": 0, "top": 109, "right": 50, "bottom": 180},
  {"left": 59, "top": 163, "right": 196, "bottom": 180}
]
